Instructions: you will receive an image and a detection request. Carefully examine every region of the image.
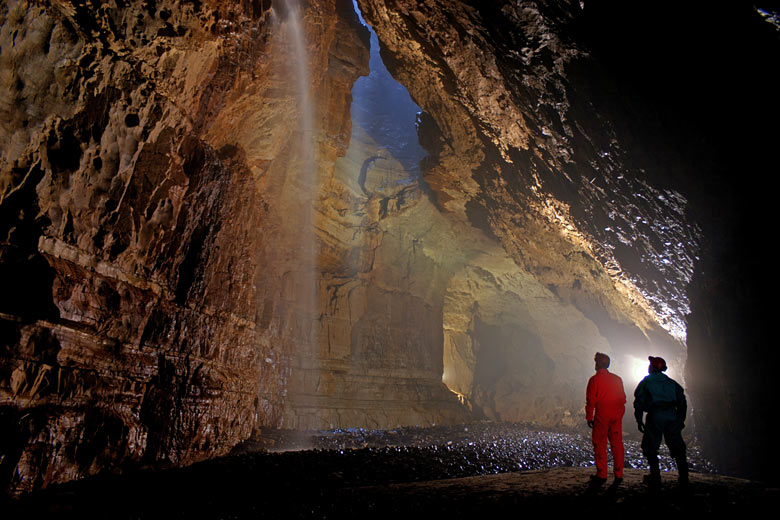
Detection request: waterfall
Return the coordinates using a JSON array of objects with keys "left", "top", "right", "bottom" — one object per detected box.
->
[
  {"left": 277, "top": 0, "right": 318, "bottom": 357},
  {"left": 287, "top": 0, "right": 314, "bottom": 156},
  {"left": 290, "top": 0, "right": 317, "bottom": 355}
]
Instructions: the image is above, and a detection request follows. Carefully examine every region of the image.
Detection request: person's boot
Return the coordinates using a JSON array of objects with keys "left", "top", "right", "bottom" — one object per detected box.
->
[
  {"left": 643, "top": 458, "right": 661, "bottom": 491},
  {"left": 675, "top": 456, "right": 690, "bottom": 489}
]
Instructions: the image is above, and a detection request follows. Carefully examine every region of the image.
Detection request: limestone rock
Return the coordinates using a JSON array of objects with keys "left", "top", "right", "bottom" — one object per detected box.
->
[
  {"left": 0, "top": 0, "right": 365, "bottom": 493},
  {"left": 355, "top": 0, "right": 692, "bottom": 425}
]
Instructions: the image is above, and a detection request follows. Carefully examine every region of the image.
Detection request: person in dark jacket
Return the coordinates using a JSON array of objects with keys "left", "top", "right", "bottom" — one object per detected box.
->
[
  {"left": 634, "top": 356, "right": 689, "bottom": 489},
  {"left": 586, "top": 352, "right": 626, "bottom": 485}
]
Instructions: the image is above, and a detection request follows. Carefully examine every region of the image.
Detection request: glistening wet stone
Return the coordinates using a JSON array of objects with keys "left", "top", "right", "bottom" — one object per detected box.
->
[
  {"left": 5, "top": 422, "right": 717, "bottom": 518},
  {"left": 234, "top": 421, "right": 715, "bottom": 481}
]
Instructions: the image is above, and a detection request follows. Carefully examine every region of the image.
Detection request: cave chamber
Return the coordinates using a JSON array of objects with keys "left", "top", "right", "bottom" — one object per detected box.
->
[{"left": 1, "top": 0, "right": 778, "bottom": 494}]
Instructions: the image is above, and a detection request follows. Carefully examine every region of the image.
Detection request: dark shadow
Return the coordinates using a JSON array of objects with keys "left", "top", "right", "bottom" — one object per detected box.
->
[
  {"left": 583, "top": 478, "right": 605, "bottom": 496},
  {"left": 357, "top": 154, "right": 385, "bottom": 194}
]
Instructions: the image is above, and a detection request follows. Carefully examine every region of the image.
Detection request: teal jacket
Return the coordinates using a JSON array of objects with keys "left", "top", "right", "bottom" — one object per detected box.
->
[{"left": 633, "top": 372, "right": 687, "bottom": 424}]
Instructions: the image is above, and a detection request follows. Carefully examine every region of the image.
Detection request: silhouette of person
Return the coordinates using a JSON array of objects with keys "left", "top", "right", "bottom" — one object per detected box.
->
[
  {"left": 586, "top": 352, "right": 626, "bottom": 485},
  {"left": 633, "top": 356, "right": 689, "bottom": 489}
]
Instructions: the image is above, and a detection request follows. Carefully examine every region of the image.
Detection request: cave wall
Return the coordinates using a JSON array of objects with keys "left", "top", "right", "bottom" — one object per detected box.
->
[
  {"left": 575, "top": 0, "right": 780, "bottom": 483},
  {"left": 0, "top": 0, "right": 376, "bottom": 493},
  {"left": 443, "top": 252, "right": 610, "bottom": 426},
  {"left": 356, "top": 0, "right": 690, "bottom": 425},
  {"left": 356, "top": 0, "right": 780, "bottom": 481},
  {"left": 0, "top": 0, "right": 474, "bottom": 493}
]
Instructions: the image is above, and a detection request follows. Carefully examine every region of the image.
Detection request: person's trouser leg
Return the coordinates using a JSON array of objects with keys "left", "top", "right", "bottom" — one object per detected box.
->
[
  {"left": 664, "top": 420, "right": 688, "bottom": 483},
  {"left": 642, "top": 414, "right": 663, "bottom": 486},
  {"left": 607, "top": 416, "right": 624, "bottom": 478},
  {"left": 674, "top": 455, "right": 689, "bottom": 484},
  {"left": 592, "top": 417, "right": 609, "bottom": 479}
]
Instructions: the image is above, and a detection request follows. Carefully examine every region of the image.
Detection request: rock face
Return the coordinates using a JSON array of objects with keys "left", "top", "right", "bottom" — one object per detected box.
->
[
  {"left": 2, "top": 0, "right": 776, "bottom": 494},
  {"left": 568, "top": 0, "right": 780, "bottom": 483},
  {"left": 0, "top": 0, "right": 375, "bottom": 492},
  {"left": 355, "top": 0, "right": 780, "bottom": 481},
  {"left": 356, "top": 0, "right": 691, "bottom": 422}
]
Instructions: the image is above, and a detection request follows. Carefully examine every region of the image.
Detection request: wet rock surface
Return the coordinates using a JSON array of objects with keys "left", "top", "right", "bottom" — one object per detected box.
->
[
  {"left": 0, "top": 0, "right": 375, "bottom": 493},
  {"left": 355, "top": 0, "right": 691, "bottom": 428},
  {"left": 356, "top": 0, "right": 780, "bottom": 482},
  {"left": 236, "top": 421, "right": 715, "bottom": 475},
  {"left": 357, "top": 0, "right": 697, "bottom": 344},
  {"left": 4, "top": 423, "right": 751, "bottom": 518}
]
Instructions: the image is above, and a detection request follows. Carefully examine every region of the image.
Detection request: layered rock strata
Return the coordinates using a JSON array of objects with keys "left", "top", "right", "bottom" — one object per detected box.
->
[
  {"left": 0, "top": 0, "right": 378, "bottom": 493},
  {"left": 356, "top": 0, "right": 692, "bottom": 422},
  {"left": 355, "top": 0, "right": 780, "bottom": 481}
]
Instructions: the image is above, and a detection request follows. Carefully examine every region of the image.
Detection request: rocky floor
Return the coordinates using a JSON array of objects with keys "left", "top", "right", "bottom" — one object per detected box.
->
[
  {"left": 232, "top": 421, "right": 715, "bottom": 475},
  {"left": 4, "top": 422, "right": 775, "bottom": 519}
]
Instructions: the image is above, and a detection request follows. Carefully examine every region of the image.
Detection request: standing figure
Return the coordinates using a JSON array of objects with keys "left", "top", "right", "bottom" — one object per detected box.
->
[
  {"left": 634, "top": 356, "right": 689, "bottom": 489},
  {"left": 586, "top": 352, "right": 626, "bottom": 485}
]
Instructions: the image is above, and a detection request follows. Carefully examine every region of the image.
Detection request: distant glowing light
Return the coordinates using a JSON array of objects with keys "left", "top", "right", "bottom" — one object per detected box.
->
[
  {"left": 352, "top": 0, "right": 368, "bottom": 27},
  {"left": 630, "top": 356, "right": 649, "bottom": 383},
  {"left": 623, "top": 355, "right": 679, "bottom": 386}
]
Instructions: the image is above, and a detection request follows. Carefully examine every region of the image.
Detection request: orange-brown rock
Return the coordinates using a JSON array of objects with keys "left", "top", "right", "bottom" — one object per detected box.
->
[
  {"left": 355, "top": 0, "right": 780, "bottom": 482},
  {"left": 0, "top": 0, "right": 375, "bottom": 493},
  {"left": 0, "top": 0, "right": 684, "bottom": 493},
  {"left": 355, "top": 0, "right": 693, "bottom": 424}
]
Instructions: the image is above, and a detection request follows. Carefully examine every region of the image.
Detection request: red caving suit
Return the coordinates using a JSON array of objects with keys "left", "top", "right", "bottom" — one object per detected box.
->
[{"left": 586, "top": 368, "right": 626, "bottom": 479}]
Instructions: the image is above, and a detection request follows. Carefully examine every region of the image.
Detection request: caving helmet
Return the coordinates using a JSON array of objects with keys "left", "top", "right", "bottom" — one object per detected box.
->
[{"left": 648, "top": 356, "right": 667, "bottom": 372}]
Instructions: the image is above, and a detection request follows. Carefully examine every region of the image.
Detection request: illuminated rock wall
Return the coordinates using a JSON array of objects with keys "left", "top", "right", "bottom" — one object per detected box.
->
[
  {"left": 0, "top": 0, "right": 469, "bottom": 493},
  {"left": 357, "top": 0, "right": 780, "bottom": 481},
  {"left": 0, "top": 0, "right": 374, "bottom": 492},
  {"left": 356, "top": 0, "right": 691, "bottom": 424}
]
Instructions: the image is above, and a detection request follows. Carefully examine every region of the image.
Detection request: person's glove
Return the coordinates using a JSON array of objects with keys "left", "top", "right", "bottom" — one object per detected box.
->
[
  {"left": 587, "top": 420, "right": 594, "bottom": 429},
  {"left": 637, "top": 421, "right": 645, "bottom": 433}
]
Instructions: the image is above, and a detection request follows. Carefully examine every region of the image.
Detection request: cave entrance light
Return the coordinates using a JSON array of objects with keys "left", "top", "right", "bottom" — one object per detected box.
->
[
  {"left": 347, "top": 0, "right": 428, "bottom": 196},
  {"left": 619, "top": 354, "right": 680, "bottom": 391}
]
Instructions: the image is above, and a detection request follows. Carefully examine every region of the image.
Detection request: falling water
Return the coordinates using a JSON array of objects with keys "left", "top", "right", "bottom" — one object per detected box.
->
[
  {"left": 287, "top": 0, "right": 314, "bottom": 153},
  {"left": 274, "top": 0, "right": 429, "bottom": 430},
  {"left": 285, "top": 0, "right": 317, "bottom": 349},
  {"left": 271, "top": 0, "right": 321, "bottom": 431}
]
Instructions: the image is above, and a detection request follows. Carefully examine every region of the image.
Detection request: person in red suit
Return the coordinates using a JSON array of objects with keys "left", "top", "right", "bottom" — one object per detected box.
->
[{"left": 586, "top": 352, "right": 626, "bottom": 485}]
